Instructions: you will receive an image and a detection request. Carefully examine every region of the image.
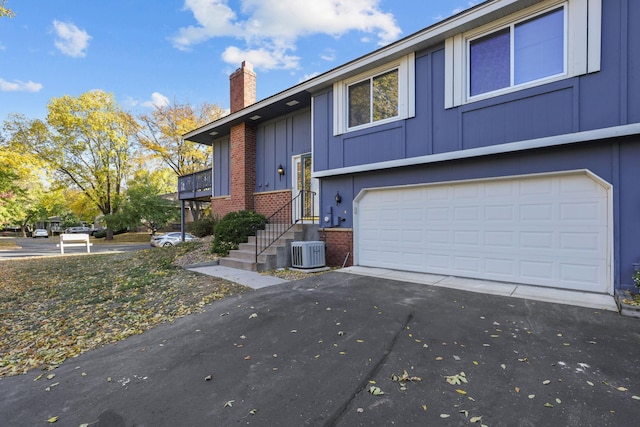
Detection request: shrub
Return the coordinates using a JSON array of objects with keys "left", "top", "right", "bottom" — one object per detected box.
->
[
  {"left": 187, "top": 216, "right": 218, "bottom": 237},
  {"left": 212, "top": 210, "right": 267, "bottom": 256},
  {"left": 92, "top": 229, "right": 128, "bottom": 239}
]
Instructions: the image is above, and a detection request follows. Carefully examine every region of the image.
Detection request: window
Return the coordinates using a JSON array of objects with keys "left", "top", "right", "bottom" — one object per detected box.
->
[
  {"left": 348, "top": 69, "right": 399, "bottom": 127},
  {"left": 445, "top": 0, "right": 602, "bottom": 108},
  {"left": 334, "top": 53, "right": 414, "bottom": 135},
  {"left": 469, "top": 7, "right": 565, "bottom": 97}
]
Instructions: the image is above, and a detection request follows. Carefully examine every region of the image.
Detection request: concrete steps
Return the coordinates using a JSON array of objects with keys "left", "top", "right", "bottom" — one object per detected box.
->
[{"left": 219, "top": 224, "right": 318, "bottom": 272}]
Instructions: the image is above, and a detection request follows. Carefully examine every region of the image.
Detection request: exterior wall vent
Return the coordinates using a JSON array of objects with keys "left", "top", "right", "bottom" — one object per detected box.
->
[{"left": 291, "top": 241, "right": 326, "bottom": 268}]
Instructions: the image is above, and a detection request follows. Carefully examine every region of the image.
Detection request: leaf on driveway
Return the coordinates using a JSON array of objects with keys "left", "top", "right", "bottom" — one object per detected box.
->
[
  {"left": 369, "top": 386, "right": 385, "bottom": 396},
  {"left": 617, "top": 386, "right": 628, "bottom": 392},
  {"left": 391, "top": 369, "right": 422, "bottom": 384},
  {"left": 543, "top": 380, "right": 551, "bottom": 385},
  {"left": 248, "top": 313, "right": 258, "bottom": 319},
  {"left": 224, "top": 400, "right": 234, "bottom": 408},
  {"left": 46, "top": 416, "right": 58, "bottom": 423},
  {"left": 440, "top": 414, "right": 450, "bottom": 418},
  {"left": 445, "top": 372, "right": 468, "bottom": 385},
  {"left": 470, "top": 416, "right": 483, "bottom": 423}
]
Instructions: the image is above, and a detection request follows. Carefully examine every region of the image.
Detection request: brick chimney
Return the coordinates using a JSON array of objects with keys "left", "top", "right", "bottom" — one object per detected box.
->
[
  {"left": 228, "top": 61, "right": 257, "bottom": 212},
  {"left": 229, "top": 61, "right": 256, "bottom": 113}
]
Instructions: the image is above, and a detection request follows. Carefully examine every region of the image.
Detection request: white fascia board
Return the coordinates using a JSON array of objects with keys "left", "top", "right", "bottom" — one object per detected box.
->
[{"left": 313, "top": 123, "right": 640, "bottom": 178}]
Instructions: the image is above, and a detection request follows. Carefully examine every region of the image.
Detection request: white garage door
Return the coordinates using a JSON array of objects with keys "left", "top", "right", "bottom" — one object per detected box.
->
[{"left": 355, "top": 172, "right": 610, "bottom": 293}]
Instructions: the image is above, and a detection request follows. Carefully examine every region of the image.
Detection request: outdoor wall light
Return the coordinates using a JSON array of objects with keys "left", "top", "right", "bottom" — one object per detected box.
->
[
  {"left": 335, "top": 191, "right": 342, "bottom": 205},
  {"left": 277, "top": 164, "right": 285, "bottom": 180}
]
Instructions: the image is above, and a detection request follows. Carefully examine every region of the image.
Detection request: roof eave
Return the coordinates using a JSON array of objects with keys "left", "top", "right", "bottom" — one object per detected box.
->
[{"left": 183, "top": 0, "right": 538, "bottom": 144}]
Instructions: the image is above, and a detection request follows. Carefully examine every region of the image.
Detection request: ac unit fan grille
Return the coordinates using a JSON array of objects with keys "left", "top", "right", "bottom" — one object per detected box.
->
[{"left": 291, "top": 241, "right": 326, "bottom": 268}]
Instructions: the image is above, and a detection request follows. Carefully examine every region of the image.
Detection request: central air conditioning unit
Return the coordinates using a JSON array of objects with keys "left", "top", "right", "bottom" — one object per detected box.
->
[{"left": 291, "top": 241, "right": 326, "bottom": 269}]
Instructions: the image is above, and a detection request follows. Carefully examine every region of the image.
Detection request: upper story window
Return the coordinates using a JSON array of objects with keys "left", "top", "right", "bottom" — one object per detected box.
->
[
  {"left": 334, "top": 53, "right": 415, "bottom": 135},
  {"left": 445, "top": 0, "right": 601, "bottom": 108},
  {"left": 348, "top": 69, "right": 399, "bottom": 127},
  {"left": 469, "top": 7, "right": 565, "bottom": 97}
]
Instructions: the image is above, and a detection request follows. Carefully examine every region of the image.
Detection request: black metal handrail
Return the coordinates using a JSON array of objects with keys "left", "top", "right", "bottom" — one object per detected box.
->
[{"left": 255, "top": 190, "right": 317, "bottom": 262}]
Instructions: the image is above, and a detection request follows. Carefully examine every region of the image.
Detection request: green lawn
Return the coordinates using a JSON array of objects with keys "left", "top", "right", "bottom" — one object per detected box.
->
[{"left": 0, "top": 243, "right": 249, "bottom": 377}]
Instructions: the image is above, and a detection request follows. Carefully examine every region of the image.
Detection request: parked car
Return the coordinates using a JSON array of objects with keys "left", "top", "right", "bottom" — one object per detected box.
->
[
  {"left": 65, "top": 226, "right": 91, "bottom": 234},
  {"left": 150, "top": 232, "right": 197, "bottom": 247},
  {"left": 32, "top": 229, "right": 49, "bottom": 238}
]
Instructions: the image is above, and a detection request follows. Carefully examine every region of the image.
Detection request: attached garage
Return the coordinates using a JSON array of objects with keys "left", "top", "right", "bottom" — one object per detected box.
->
[{"left": 354, "top": 171, "right": 612, "bottom": 294}]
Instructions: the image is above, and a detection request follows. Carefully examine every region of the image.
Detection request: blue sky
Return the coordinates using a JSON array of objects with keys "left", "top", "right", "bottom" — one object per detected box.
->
[{"left": 0, "top": 0, "right": 477, "bottom": 123}]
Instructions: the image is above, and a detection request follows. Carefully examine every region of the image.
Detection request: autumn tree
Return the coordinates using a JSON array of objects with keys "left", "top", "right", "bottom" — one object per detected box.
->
[
  {"left": 0, "top": 123, "right": 49, "bottom": 235},
  {"left": 7, "top": 91, "right": 138, "bottom": 239},
  {"left": 110, "top": 171, "right": 179, "bottom": 235},
  {"left": 135, "top": 100, "right": 225, "bottom": 220},
  {"left": 0, "top": 0, "right": 15, "bottom": 18}
]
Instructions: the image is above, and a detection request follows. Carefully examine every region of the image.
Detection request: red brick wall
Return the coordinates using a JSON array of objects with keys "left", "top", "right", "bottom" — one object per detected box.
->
[
  {"left": 229, "top": 61, "right": 256, "bottom": 114},
  {"left": 319, "top": 228, "right": 353, "bottom": 267},
  {"left": 254, "top": 190, "right": 292, "bottom": 220},
  {"left": 229, "top": 122, "right": 256, "bottom": 212},
  {"left": 211, "top": 197, "right": 234, "bottom": 219}
]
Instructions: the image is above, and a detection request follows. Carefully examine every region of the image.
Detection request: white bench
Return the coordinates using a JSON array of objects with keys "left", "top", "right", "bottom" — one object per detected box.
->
[{"left": 57, "top": 233, "right": 93, "bottom": 254}]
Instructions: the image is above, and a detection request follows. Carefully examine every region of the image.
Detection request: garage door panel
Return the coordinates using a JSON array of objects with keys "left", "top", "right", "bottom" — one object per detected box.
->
[
  {"left": 485, "top": 258, "right": 516, "bottom": 276},
  {"left": 356, "top": 173, "right": 610, "bottom": 293}
]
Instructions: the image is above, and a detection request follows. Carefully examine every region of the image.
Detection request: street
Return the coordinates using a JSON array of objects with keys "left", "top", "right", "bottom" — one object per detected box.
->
[{"left": 0, "top": 237, "right": 149, "bottom": 260}]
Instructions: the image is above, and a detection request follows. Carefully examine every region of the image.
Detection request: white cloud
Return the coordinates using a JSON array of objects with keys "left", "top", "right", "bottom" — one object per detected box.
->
[
  {"left": 127, "top": 92, "right": 171, "bottom": 109},
  {"left": 0, "top": 77, "right": 43, "bottom": 92},
  {"left": 52, "top": 20, "right": 91, "bottom": 58},
  {"left": 320, "top": 49, "right": 336, "bottom": 62},
  {"left": 222, "top": 44, "right": 300, "bottom": 70},
  {"left": 434, "top": 1, "right": 480, "bottom": 21},
  {"left": 143, "top": 92, "right": 171, "bottom": 109},
  {"left": 172, "top": 0, "right": 402, "bottom": 70},
  {"left": 299, "top": 72, "right": 320, "bottom": 83}
]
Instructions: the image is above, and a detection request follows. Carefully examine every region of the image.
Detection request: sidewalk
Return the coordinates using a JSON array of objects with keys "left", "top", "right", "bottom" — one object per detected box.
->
[{"left": 186, "top": 264, "right": 287, "bottom": 289}]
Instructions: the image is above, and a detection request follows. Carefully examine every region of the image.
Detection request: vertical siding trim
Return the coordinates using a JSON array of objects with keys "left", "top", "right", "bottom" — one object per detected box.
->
[
  {"left": 444, "top": 35, "right": 465, "bottom": 109},
  {"left": 611, "top": 142, "right": 621, "bottom": 291},
  {"left": 619, "top": 0, "right": 628, "bottom": 124},
  {"left": 569, "top": 0, "right": 589, "bottom": 75},
  {"left": 587, "top": 0, "right": 602, "bottom": 73},
  {"left": 444, "top": 37, "right": 453, "bottom": 109},
  {"left": 426, "top": 53, "right": 434, "bottom": 155}
]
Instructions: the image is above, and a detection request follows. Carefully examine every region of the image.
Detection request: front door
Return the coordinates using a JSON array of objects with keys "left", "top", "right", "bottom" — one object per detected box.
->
[{"left": 292, "top": 153, "right": 319, "bottom": 221}]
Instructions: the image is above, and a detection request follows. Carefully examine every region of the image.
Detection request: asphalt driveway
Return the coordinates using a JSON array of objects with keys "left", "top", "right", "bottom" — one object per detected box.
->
[{"left": 1, "top": 271, "right": 639, "bottom": 426}]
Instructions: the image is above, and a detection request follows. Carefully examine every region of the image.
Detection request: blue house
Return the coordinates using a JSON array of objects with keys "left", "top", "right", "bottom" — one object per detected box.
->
[{"left": 181, "top": 0, "right": 640, "bottom": 297}]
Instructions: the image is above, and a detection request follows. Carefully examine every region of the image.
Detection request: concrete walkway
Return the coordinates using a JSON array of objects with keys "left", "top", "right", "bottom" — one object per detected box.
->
[
  {"left": 187, "top": 263, "right": 618, "bottom": 312},
  {"left": 339, "top": 266, "right": 618, "bottom": 312},
  {"left": 186, "top": 264, "right": 287, "bottom": 289}
]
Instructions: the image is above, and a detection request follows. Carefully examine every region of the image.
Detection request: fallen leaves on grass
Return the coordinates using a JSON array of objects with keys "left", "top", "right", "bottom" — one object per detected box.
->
[{"left": 0, "top": 244, "right": 249, "bottom": 377}]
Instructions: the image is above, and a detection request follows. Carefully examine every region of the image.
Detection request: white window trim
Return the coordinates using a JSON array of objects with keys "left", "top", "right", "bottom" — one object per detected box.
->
[
  {"left": 445, "top": 0, "right": 601, "bottom": 108},
  {"left": 333, "top": 53, "right": 415, "bottom": 136}
]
